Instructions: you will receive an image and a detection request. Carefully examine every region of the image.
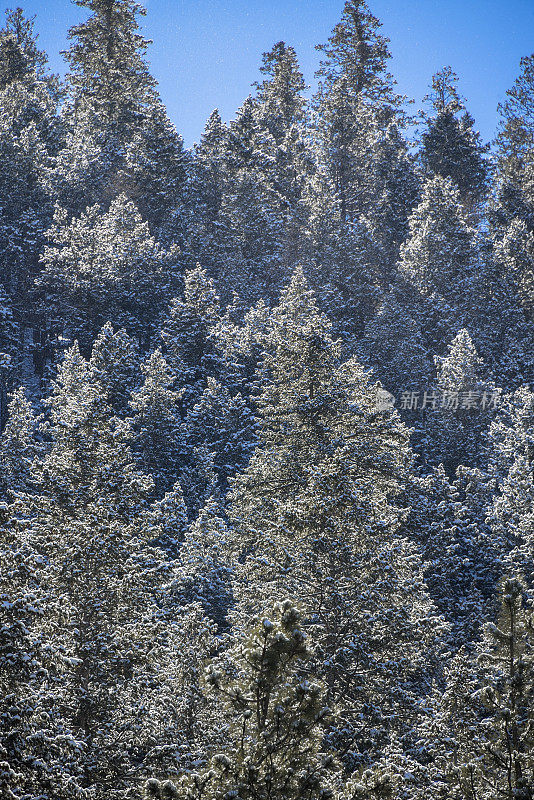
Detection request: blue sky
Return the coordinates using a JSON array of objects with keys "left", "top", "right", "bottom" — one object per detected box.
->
[{"left": 17, "top": 0, "right": 534, "bottom": 147}]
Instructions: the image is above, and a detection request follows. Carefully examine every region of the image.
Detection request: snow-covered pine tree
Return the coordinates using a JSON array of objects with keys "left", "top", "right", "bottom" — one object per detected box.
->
[
  {"left": 489, "top": 455, "right": 534, "bottom": 585},
  {"left": 88, "top": 322, "right": 140, "bottom": 414},
  {"left": 0, "top": 8, "right": 59, "bottom": 307},
  {"left": 0, "top": 288, "right": 19, "bottom": 416},
  {"left": 119, "top": 100, "right": 191, "bottom": 246},
  {"left": 38, "top": 194, "right": 180, "bottom": 354},
  {"left": 315, "top": 0, "right": 402, "bottom": 117},
  {"left": 0, "top": 499, "right": 84, "bottom": 800},
  {"left": 56, "top": 0, "right": 163, "bottom": 214},
  {"left": 190, "top": 109, "right": 229, "bottom": 226},
  {"left": 15, "top": 342, "right": 186, "bottom": 797},
  {"left": 197, "top": 96, "right": 289, "bottom": 305},
  {"left": 144, "top": 600, "right": 339, "bottom": 800},
  {"left": 459, "top": 577, "right": 534, "bottom": 800},
  {"left": 495, "top": 54, "right": 534, "bottom": 199},
  {"left": 129, "top": 348, "right": 184, "bottom": 498},
  {"left": 228, "top": 268, "right": 442, "bottom": 769},
  {"left": 252, "top": 41, "right": 312, "bottom": 269},
  {"left": 184, "top": 377, "right": 257, "bottom": 497},
  {"left": 484, "top": 386, "right": 534, "bottom": 584},
  {"left": 421, "top": 328, "right": 496, "bottom": 471},
  {"left": 168, "top": 500, "right": 233, "bottom": 629},
  {"left": 414, "top": 645, "right": 483, "bottom": 800},
  {"left": 313, "top": 0, "right": 408, "bottom": 244},
  {"left": 493, "top": 217, "right": 534, "bottom": 322},
  {"left": 160, "top": 265, "right": 222, "bottom": 401},
  {"left": 301, "top": 165, "right": 383, "bottom": 343},
  {"left": 420, "top": 67, "right": 488, "bottom": 215},
  {"left": 0, "top": 387, "right": 40, "bottom": 496},
  {"left": 358, "top": 288, "right": 434, "bottom": 395},
  {"left": 398, "top": 175, "right": 480, "bottom": 311}
]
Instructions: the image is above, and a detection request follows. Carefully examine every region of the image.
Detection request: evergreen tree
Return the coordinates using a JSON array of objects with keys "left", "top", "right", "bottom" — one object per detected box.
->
[
  {"left": 495, "top": 54, "right": 534, "bottom": 191},
  {"left": 88, "top": 322, "right": 140, "bottom": 414},
  {"left": 253, "top": 40, "right": 312, "bottom": 265},
  {"left": 0, "top": 9, "right": 59, "bottom": 303},
  {"left": 315, "top": 0, "right": 401, "bottom": 113},
  {"left": 493, "top": 217, "right": 534, "bottom": 321},
  {"left": 187, "top": 109, "right": 230, "bottom": 262},
  {"left": 169, "top": 501, "right": 233, "bottom": 629},
  {"left": 402, "top": 465, "right": 501, "bottom": 648},
  {"left": 301, "top": 166, "right": 382, "bottom": 340},
  {"left": 398, "top": 175, "right": 480, "bottom": 304},
  {"left": 129, "top": 348, "right": 183, "bottom": 497},
  {"left": 229, "top": 269, "right": 442, "bottom": 768},
  {"left": 0, "top": 387, "right": 40, "bottom": 496},
  {"left": 463, "top": 578, "right": 534, "bottom": 800},
  {"left": 313, "top": 0, "right": 409, "bottom": 253},
  {"left": 0, "top": 500, "right": 83, "bottom": 799},
  {"left": 16, "top": 342, "right": 183, "bottom": 796},
  {"left": 38, "top": 194, "right": 180, "bottom": 354},
  {"left": 145, "top": 600, "right": 339, "bottom": 800},
  {"left": 184, "top": 377, "right": 257, "bottom": 497},
  {"left": 254, "top": 41, "right": 307, "bottom": 143},
  {"left": 358, "top": 289, "right": 434, "bottom": 395},
  {"left": 421, "top": 328, "right": 496, "bottom": 471},
  {"left": 160, "top": 265, "right": 222, "bottom": 398},
  {"left": 0, "top": 288, "right": 19, "bottom": 420},
  {"left": 489, "top": 455, "right": 534, "bottom": 584},
  {"left": 56, "top": 0, "right": 163, "bottom": 213},
  {"left": 420, "top": 67, "right": 488, "bottom": 214}
]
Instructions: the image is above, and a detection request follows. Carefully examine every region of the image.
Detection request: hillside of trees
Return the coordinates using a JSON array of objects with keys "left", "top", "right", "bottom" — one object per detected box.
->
[{"left": 0, "top": 1, "right": 533, "bottom": 798}]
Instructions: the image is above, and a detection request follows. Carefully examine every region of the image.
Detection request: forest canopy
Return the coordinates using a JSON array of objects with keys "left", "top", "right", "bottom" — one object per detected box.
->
[{"left": 0, "top": 2, "right": 533, "bottom": 799}]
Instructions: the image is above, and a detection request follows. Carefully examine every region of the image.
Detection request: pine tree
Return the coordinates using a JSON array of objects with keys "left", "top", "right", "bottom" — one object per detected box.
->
[
  {"left": 196, "top": 96, "right": 291, "bottom": 305},
  {"left": 421, "top": 328, "right": 496, "bottom": 471},
  {"left": 485, "top": 386, "right": 534, "bottom": 583},
  {"left": 301, "top": 166, "right": 382, "bottom": 341},
  {"left": 119, "top": 100, "right": 191, "bottom": 245},
  {"left": 145, "top": 600, "right": 339, "bottom": 800},
  {"left": 253, "top": 41, "right": 312, "bottom": 247},
  {"left": 416, "top": 645, "right": 483, "bottom": 800},
  {"left": 489, "top": 455, "right": 534, "bottom": 584},
  {"left": 191, "top": 108, "right": 229, "bottom": 225},
  {"left": 402, "top": 465, "right": 502, "bottom": 648},
  {"left": 38, "top": 194, "right": 180, "bottom": 354},
  {"left": 490, "top": 55, "right": 534, "bottom": 245},
  {"left": 88, "top": 321, "right": 140, "bottom": 414},
  {"left": 315, "top": 0, "right": 401, "bottom": 113},
  {"left": 56, "top": 0, "right": 160, "bottom": 212},
  {"left": 129, "top": 348, "right": 183, "bottom": 497},
  {"left": 184, "top": 377, "right": 257, "bottom": 497},
  {"left": 420, "top": 67, "right": 488, "bottom": 214},
  {"left": 0, "top": 9, "right": 59, "bottom": 302},
  {"left": 254, "top": 41, "right": 307, "bottom": 143},
  {"left": 313, "top": 0, "right": 407, "bottom": 243},
  {"left": 16, "top": 342, "right": 183, "bottom": 796},
  {"left": 0, "top": 500, "right": 83, "bottom": 800},
  {"left": 0, "top": 288, "right": 19, "bottom": 421},
  {"left": 493, "top": 217, "right": 534, "bottom": 321},
  {"left": 462, "top": 578, "right": 534, "bottom": 800},
  {"left": 398, "top": 175, "right": 480, "bottom": 305},
  {"left": 358, "top": 288, "right": 434, "bottom": 395},
  {"left": 169, "top": 501, "right": 233, "bottom": 629},
  {"left": 160, "top": 265, "right": 222, "bottom": 404},
  {"left": 495, "top": 54, "right": 534, "bottom": 191},
  {"left": 228, "top": 269, "right": 442, "bottom": 768},
  {"left": 0, "top": 387, "right": 40, "bottom": 496}
]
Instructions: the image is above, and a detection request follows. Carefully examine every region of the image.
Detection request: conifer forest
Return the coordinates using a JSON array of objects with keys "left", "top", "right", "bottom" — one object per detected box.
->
[{"left": 0, "top": 0, "right": 534, "bottom": 797}]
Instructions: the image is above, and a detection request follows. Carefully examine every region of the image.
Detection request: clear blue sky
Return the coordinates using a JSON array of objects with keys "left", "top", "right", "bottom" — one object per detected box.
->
[{"left": 16, "top": 0, "right": 534, "bottom": 147}]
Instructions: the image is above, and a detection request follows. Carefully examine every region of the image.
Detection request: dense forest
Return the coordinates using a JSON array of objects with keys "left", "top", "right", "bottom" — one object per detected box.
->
[{"left": 0, "top": 0, "right": 533, "bottom": 798}]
